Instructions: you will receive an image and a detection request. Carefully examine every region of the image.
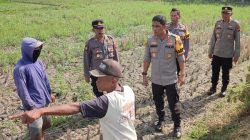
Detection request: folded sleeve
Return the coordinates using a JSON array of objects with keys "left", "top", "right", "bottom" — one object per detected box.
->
[{"left": 80, "top": 95, "right": 109, "bottom": 118}]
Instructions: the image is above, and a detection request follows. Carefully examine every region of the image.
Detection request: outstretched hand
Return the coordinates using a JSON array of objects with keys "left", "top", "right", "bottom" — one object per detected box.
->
[{"left": 9, "top": 109, "right": 42, "bottom": 124}]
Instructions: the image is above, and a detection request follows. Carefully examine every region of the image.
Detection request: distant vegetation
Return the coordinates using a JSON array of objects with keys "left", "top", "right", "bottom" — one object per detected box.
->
[{"left": 0, "top": 1, "right": 250, "bottom": 139}]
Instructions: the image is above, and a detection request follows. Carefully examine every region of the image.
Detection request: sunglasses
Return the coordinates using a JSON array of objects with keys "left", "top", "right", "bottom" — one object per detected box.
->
[
  {"left": 222, "top": 12, "right": 231, "bottom": 14},
  {"left": 94, "top": 26, "right": 105, "bottom": 30}
]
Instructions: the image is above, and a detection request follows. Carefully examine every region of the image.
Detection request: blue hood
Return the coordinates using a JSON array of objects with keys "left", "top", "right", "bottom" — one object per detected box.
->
[{"left": 21, "top": 37, "right": 43, "bottom": 62}]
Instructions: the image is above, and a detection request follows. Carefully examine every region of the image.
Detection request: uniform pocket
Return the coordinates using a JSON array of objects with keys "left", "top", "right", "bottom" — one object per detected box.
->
[
  {"left": 107, "top": 46, "right": 114, "bottom": 58},
  {"left": 215, "top": 27, "right": 222, "bottom": 39},
  {"left": 165, "top": 53, "right": 173, "bottom": 59},
  {"left": 164, "top": 47, "right": 175, "bottom": 60},
  {"left": 150, "top": 47, "right": 158, "bottom": 58},
  {"left": 94, "top": 48, "right": 103, "bottom": 60},
  {"left": 225, "top": 29, "right": 234, "bottom": 40}
]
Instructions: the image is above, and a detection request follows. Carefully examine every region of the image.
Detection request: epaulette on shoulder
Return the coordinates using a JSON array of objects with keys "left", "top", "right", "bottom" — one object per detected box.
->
[
  {"left": 169, "top": 32, "right": 177, "bottom": 38},
  {"left": 107, "top": 35, "right": 114, "bottom": 40},
  {"left": 87, "top": 37, "right": 95, "bottom": 43},
  {"left": 216, "top": 19, "right": 223, "bottom": 23},
  {"left": 85, "top": 37, "right": 95, "bottom": 48},
  {"left": 178, "top": 23, "right": 186, "bottom": 28},
  {"left": 232, "top": 19, "right": 240, "bottom": 24}
]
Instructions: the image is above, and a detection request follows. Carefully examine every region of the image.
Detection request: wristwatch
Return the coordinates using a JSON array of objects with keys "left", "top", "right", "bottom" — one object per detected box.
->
[{"left": 142, "top": 72, "right": 147, "bottom": 75}]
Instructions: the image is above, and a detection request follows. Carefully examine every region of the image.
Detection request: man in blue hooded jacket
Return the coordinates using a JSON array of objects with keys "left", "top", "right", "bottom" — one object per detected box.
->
[{"left": 13, "top": 37, "right": 55, "bottom": 140}]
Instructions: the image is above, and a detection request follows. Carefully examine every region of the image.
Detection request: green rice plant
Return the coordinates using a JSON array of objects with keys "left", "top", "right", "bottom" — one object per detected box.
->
[{"left": 189, "top": 121, "right": 209, "bottom": 139}]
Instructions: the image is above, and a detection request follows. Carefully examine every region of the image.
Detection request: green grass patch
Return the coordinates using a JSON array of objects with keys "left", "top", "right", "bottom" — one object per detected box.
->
[
  {"left": 183, "top": 66, "right": 250, "bottom": 140},
  {"left": 49, "top": 115, "right": 98, "bottom": 131},
  {"left": 1, "top": 0, "right": 250, "bottom": 49},
  {"left": 189, "top": 121, "right": 209, "bottom": 139}
]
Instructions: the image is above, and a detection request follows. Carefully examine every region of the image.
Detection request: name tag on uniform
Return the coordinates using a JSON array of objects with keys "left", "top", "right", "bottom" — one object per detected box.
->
[{"left": 165, "top": 45, "right": 174, "bottom": 48}]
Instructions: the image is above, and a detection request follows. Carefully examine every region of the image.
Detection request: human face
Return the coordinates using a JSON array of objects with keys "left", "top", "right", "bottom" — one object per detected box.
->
[
  {"left": 96, "top": 76, "right": 116, "bottom": 92},
  {"left": 93, "top": 26, "right": 105, "bottom": 38},
  {"left": 221, "top": 11, "right": 232, "bottom": 22},
  {"left": 152, "top": 21, "right": 166, "bottom": 37},
  {"left": 170, "top": 11, "right": 180, "bottom": 24}
]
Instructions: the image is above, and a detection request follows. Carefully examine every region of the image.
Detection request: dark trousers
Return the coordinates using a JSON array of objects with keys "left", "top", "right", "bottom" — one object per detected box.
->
[
  {"left": 90, "top": 75, "right": 103, "bottom": 97},
  {"left": 152, "top": 83, "right": 181, "bottom": 127},
  {"left": 211, "top": 55, "right": 232, "bottom": 91}
]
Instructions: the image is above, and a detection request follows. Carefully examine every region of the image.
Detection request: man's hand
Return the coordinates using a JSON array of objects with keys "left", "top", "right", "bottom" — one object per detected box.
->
[
  {"left": 143, "top": 75, "right": 149, "bottom": 87},
  {"left": 9, "top": 109, "right": 42, "bottom": 124},
  {"left": 84, "top": 76, "right": 90, "bottom": 83},
  {"left": 51, "top": 95, "right": 56, "bottom": 103},
  {"left": 233, "top": 57, "right": 238, "bottom": 64},
  {"left": 208, "top": 53, "right": 213, "bottom": 59},
  {"left": 178, "top": 73, "right": 185, "bottom": 86}
]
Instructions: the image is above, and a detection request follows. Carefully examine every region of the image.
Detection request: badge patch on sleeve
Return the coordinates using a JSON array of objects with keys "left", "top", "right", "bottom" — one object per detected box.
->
[
  {"left": 184, "top": 26, "right": 190, "bottom": 39},
  {"left": 236, "top": 24, "right": 240, "bottom": 32},
  {"left": 175, "top": 36, "right": 184, "bottom": 54}
]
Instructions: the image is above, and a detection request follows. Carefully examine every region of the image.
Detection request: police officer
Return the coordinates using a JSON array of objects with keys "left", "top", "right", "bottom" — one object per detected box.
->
[
  {"left": 207, "top": 6, "right": 240, "bottom": 97},
  {"left": 143, "top": 15, "right": 185, "bottom": 138},
  {"left": 167, "top": 8, "right": 190, "bottom": 75},
  {"left": 84, "top": 19, "right": 119, "bottom": 97}
]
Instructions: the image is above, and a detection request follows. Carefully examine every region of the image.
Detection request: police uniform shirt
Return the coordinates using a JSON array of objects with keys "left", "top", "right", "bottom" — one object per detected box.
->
[
  {"left": 209, "top": 19, "right": 240, "bottom": 58},
  {"left": 84, "top": 35, "right": 119, "bottom": 76},
  {"left": 168, "top": 22, "right": 190, "bottom": 57},
  {"left": 144, "top": 31, "right": 185, "bottom": 86}
]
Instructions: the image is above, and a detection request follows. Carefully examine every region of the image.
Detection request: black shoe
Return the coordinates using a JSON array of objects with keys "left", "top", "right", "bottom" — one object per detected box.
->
[
  {"left": 219, "top": 91, "right": 227, "bottom": 97},
  {"left": 174, "top": 126, "right": 181, "bottom": 138},
  {"left": 155, "top": 121, "right": 164, "bottom": 132},
  {"left": 207, "top": 87, "right": 216, "bottom": 95}
]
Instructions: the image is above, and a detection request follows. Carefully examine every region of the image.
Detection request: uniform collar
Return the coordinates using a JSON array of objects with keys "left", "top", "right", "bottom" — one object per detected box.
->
[
  {"left": 153, "top": 31, "right": 171, "bottom": 43},
  {"left": 170, "top": 22, "right": 181, "bottom": 27},
  {"left": 95, "top": 34, "right": 107, "bottom": 42},
  {"left": 222, "top": 17, "right": 232, "bottom": 23}
]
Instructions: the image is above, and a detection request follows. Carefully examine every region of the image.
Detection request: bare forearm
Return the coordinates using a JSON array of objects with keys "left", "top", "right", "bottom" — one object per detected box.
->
[
  {"left": 179, "top": 61, "right": 185, "bottom": 75},
  {"left": 143, "top": 61, "right": 150, "bottom": 73},
  {"left": 41, "top": 103, "right": 81, "bottom": 116}
]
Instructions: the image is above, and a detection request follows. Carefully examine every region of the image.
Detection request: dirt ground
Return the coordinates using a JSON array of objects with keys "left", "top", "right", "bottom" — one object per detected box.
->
[{"left": 0, "top": 34, "right": 250, "bottom": 140}]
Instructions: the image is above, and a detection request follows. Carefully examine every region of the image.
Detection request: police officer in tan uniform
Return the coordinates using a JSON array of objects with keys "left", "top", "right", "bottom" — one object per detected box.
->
[
  {"left": 167, "top": 8, "right": 189, "bottom": 75},
  {"left": 84, "top": 19, "right": 119, "bottom": 97},
  {"left": 207, "top": 6, "right": 240, "bottom": 97},
  {"left": 143, "top": 15, "right": 185, "bottom": 138}
]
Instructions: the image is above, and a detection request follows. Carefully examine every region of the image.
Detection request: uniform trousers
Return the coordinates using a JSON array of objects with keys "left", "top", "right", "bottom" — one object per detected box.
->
[
  {"left": 211, "top": 55, "right": 232, "bottom": 91},
  {"left": 152, "top": 83, "right": 181, "bottom": 127}
]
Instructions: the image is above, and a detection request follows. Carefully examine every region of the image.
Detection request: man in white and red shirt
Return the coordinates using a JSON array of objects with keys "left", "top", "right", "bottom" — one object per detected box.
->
[{"left": 10, "top": 59, "right": 137, "bottom": 140}]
